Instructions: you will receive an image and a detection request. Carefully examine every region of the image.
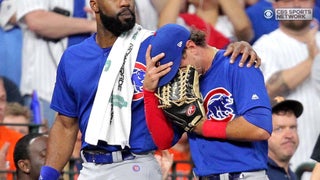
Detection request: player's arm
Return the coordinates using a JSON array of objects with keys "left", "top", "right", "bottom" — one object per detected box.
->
[
  {"left": 144, "top": 45, "right": 176, "bottom": 150},
  {"left": 224, "top": 41, "right": 261, "bottom": 68},
  {"left": 193, "top": 59, "right": 272, "bottom": 141},
  {"left": 193, "top": 108, "right": 271, "bottom": 141},
  {"left": 144, "top": 90, "right": 175, "bottom": 149},
  {"left": 40, "top": 114, "right": 79, "bottom": 179}
]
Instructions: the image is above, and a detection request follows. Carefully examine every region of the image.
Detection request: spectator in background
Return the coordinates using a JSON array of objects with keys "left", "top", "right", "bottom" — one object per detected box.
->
[
  {"left": 135, "top": 0, "right": 159, "bottom": 31},
  {"left": 310, "top": 53, "right": 320, "bottom": 180},
  {"left": 155, "top": 132, "right": 193, "bottom": 179},
  {"left": 167, "top": 132, "right": 192, "bottom": 179},
  {"left": 0, "top": 77, "right": 23, "bottom": 180},
  {"left": 253, "top": 0, "right": 320, "bottom": 171},
  {"left": 311, "top": 55, "right": 320, "bottom": 180},
  {"left": 0, "top": 142, "right": 10, "bottom": 180},
  {"left": 13, "top": 133, "right": 48, "bottom": 180},
  {"left": 241, "top": 0, "right": 260, "bottom": 8},
  {"left": 267, "top": 96, "right": 303, "bottom": 180},
  {"left": 2, "top": 76, "right": 23, "bottom": 105},
  {"left": 246, "top": 0, "right": 320, "bottom": 44},
  {"left": 3, "top": 102, "right": 31, "bottom": 135},
  {"left": 245, "top": 0, "right": 277, "bottom": 44},
  {"left": 311, "top": 162, "right": 320, "bottom": 180},
  {"left": 0, "top": 0, "right": 23, "bottom": 87},
  {"left": 155, "top": 150, "right": 174, "bottom": 180},
  {"left": 16, "top": 0, "right": 96, "bottom": 128},
  {"left": 311, "top": 54, "right": 320, "bottom": 92},
  {"left": 158, "top": 0, "right": 253, "bottom": 48}
]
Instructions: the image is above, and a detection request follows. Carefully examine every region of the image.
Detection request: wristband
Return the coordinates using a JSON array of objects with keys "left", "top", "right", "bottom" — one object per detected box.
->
[
  {"left": 202, "top": 120, "right": 228, "bottom": 139},
  {"left": 39, "top": 166, "right": 61, "bottom": 180}
]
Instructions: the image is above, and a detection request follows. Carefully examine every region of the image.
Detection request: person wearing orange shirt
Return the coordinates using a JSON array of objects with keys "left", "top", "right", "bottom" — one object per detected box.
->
[{"left": 0, "top": 76, "right": 23, "bottom": 180}]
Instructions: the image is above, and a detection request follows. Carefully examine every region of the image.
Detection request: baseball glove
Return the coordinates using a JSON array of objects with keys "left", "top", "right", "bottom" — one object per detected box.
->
[{"left": 155, "top": 65, "right": 206, "bottom": 132}]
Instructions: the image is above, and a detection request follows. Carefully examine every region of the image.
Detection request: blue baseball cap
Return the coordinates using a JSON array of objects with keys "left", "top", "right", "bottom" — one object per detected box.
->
[{"left": 150, "top": 24, "right": 190, "bottom": 87}]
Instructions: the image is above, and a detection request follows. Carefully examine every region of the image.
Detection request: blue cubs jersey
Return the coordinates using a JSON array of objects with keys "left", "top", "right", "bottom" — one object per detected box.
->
[
  {"left": 188, "top": 50, "right": 272, "bottom": 176},
  {"left": 51, "top": 33, "right": 181, "bottom": 153}
]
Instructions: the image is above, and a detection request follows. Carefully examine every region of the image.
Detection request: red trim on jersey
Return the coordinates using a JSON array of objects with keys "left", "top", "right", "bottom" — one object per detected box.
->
[
  {"left": 143, "top": 89, "right": 174, "bottom": 149},
  {"left": 202, "top": 120, "right": 228, "bottom": 139}
]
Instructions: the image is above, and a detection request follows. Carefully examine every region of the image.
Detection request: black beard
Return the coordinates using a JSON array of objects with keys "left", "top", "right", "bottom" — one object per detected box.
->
[
  {"left": 100, "top": 8, "right": 136, "bottom": 37},
  {"left": 282, "top": 20, "right": 311, "bottom": 31}
]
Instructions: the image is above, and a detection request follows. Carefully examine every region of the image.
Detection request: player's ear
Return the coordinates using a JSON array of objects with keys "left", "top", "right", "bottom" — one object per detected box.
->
[
  {"left": 90, "top": 0, "right": 99, "bottom": 13},
  {"left": 186, "top": 40, "right": 196, "bottom": 49}
]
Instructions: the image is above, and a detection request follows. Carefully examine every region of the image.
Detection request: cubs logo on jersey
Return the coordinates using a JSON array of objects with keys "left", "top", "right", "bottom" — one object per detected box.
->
[
  {"left": 132, "top": 62, "right": 146, "bottom": 101},
  {"left": 204, "top": 88, "right": 235, "bottom": 122}
]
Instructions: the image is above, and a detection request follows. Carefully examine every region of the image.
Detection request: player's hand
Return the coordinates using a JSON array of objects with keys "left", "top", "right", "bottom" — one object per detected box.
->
[
  {"left": 224, "top": 41, "right": 261, "bottom": 68},
  {"left": 143, "top": 45, "right": 172, "bottom": 92}
]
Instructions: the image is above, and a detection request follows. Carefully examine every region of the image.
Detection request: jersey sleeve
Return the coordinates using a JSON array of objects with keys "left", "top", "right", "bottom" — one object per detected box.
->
[
  {"left": 50, "top": 51, "right": 78, "bottom": 118},
  {"left": 229, "top": 59, "right": 272, "bottom": 134},
  {"left": 143, "top": 89, "right": 182, "bottom": 149}
]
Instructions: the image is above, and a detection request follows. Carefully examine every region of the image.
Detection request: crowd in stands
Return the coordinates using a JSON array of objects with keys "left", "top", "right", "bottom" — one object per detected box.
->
[{"left": 0, "top": 0, "right": 320, "bottom": 179}]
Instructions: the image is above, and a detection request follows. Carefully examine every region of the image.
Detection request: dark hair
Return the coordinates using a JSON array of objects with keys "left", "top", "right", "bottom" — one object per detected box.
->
[
  {"left": 273, "top": 108, "right": 295, "bottom": 116},
  {"left": 190, "top": 29, "right": 207, "bottom": 47},
  {"left": 13, "top": 133, "right": 44, "bottom": 169},
  {"left": 1, "top": 76, "right": 24, "bottom": 105}
]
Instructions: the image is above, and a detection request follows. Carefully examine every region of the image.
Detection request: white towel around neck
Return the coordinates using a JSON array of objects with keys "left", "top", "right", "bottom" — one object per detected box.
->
[{"left": 85, "top": 24, "right": 153, "bottom": 148}]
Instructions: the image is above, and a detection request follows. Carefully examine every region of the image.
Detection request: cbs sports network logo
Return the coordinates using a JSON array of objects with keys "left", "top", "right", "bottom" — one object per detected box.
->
[{"left": 263, "top": 7, "right": 313, "bottom": 20}]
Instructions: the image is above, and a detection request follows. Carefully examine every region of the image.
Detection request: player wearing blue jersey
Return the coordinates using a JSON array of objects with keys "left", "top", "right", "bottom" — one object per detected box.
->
[
  {"left": 144, "top": 24, "right": 272, "bottom": 179},
  {"left": 38, "top": 1, "right": 263, "bottom": 179}
]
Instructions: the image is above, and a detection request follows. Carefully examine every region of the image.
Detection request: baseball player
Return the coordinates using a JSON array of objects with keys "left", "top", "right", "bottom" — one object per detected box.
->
[
  {"left": 143, "top": 24, "right": 272, "bottom": 179},
  {"left": 38, "top": 1, "right": 262, "bottom": 180}
]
